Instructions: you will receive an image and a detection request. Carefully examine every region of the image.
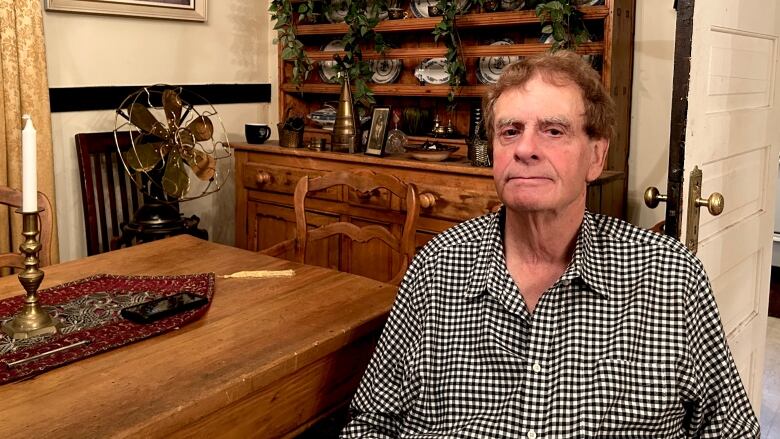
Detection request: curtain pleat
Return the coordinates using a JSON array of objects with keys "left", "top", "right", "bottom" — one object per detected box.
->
[{"left": 0, "top": 0, "right": 59, "bottom": 266}]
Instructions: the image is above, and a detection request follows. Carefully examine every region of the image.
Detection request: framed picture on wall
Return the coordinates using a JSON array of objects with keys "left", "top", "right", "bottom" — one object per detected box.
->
[
  {"left": 44, "top": 0, "right": 208, "bottom": 22},
  {"left": 365, "top": 106, "right": 391, "bottom": 157}
]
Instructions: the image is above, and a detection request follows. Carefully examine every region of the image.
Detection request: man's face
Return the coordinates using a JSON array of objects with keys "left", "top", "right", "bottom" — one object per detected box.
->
[{"left": 491, "top": 74, "right": 608, "bottom": 214}]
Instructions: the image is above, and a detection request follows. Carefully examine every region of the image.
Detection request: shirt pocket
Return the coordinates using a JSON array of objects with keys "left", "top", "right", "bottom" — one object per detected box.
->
[{"left": 593, "top": 359, "right": 683, "bottom": 437}]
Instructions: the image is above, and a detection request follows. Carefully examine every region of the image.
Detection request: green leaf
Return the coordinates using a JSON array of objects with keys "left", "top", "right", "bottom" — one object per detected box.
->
[
  {"left": 548, "top": 1, "right": 563, "bottom": 9},
  {"left": 553, "top": 22, "right": 565, "bottom": 41},
  {"left": 541, "top": 24, "right": 552, "bottom": 34}
]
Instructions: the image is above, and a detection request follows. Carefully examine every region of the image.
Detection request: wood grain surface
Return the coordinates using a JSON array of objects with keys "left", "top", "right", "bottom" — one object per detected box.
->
[{"left": 0, "top": 235, "right": 397, "bottom": 438}]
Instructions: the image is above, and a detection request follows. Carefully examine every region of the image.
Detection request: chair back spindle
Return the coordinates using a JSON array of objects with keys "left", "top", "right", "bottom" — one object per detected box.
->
[{"left": 75, "top": 131, "right": 141, "bottom": 256}]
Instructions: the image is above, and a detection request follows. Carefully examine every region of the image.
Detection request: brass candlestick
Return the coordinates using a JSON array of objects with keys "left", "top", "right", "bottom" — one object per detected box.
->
[{"left": 2, "top": 209, "right": 60, "bottom": 339}]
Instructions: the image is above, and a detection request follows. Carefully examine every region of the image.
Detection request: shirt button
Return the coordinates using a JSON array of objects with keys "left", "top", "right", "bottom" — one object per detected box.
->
[
  {"left": 532, "top": 363, "right": 542, "bottom": 373},
  {"left": 527, "top": 430, "right": 537, "bottom": 439}
]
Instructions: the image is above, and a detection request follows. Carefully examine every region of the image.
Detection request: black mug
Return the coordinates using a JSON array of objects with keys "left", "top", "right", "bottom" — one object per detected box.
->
[{"left": 246, "top": 123, "right": 271, "bottom": 144}]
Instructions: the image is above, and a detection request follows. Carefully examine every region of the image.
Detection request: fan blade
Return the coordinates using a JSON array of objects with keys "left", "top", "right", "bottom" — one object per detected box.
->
[
  {"left": 185, "top": 149, "right": 217, "bottom": 181},
  {"left": 128, "top": 103, "right": 170, "bottom": 140},
  {"left": 163, "top": 89, "right": 183, "bottom": 130},
  {"left": 179, "top": 129, "right": 195, "bottom": 147},
  {"left": 187, "top": 115, "right": 214, "bottom": 141},
  {"left": 162, "top": 150, "right": 190, "bottom": 199},
  {"left": 122, "top": 142, "right": 163, "bottom": 172}
]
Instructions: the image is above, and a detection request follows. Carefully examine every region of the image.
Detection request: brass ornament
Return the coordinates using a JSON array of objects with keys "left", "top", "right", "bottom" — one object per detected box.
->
[{"left": 332, "top": 71, "right": 359, "bottom": 153}]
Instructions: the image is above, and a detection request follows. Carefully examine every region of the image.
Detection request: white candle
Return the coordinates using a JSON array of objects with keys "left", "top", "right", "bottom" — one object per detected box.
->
[{"left": 21, "top": 115, "right": 37, "bottom": 212}]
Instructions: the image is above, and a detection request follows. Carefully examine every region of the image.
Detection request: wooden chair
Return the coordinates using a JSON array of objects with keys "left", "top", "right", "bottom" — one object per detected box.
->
[
  {"left": 75, "top": 131, "right": 141, "bottom": 256},
  {"left": 0, "top": 186, "right": 54, "bottom": 268},
  {"left": 262, "top": 170, "right": 420, "bottom": 285}
]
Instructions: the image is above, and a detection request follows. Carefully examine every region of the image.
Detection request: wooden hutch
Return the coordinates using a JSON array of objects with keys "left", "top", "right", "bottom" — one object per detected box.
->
[{"left": 235, "top": 0, "right": 635, "bottom": 282}]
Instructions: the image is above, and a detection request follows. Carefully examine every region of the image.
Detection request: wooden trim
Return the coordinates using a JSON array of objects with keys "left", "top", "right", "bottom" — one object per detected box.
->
[
  {"left": 665, "top": 0, "right": 695, "bottom": 238},
  {"left": 296, "top": 7, "right": 610, "bottom": 35}
]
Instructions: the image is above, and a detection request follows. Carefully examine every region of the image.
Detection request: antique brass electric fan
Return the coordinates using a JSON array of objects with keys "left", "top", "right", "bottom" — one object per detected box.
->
[{"left": 114, "top": 85, "right": 232, "bottom": 239}]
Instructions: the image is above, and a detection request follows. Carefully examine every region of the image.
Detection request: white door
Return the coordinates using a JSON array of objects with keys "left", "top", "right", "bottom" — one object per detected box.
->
[{"left": 680, "top": 0, "right": 780, "bottom": 408}]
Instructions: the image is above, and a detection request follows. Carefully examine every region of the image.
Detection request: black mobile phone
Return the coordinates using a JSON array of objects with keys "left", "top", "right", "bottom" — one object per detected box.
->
[{"left": 120, "top": 291, "right": 209, "bottom": 324}]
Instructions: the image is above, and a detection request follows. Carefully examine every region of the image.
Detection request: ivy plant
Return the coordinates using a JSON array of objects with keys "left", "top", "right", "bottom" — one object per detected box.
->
[
  {"left": 269, "top": 0, "right": 313, "bottom": 87},
  {"left": 334, "top": 0, "right": 389, "bottom": 109},
  {"left": 432, "top": 0, "right": 474, "bottom": 108},
  {"left": 532, "top": 0, "right": 590, "bottom": 51},
  {"left": 297, "top": 0, "right": 320, "bottom": 23}
]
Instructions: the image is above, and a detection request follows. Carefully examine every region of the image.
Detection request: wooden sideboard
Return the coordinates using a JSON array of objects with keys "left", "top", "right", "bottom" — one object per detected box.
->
[{"left": 234, "top": 142, "right": 621, "bottom": 283}]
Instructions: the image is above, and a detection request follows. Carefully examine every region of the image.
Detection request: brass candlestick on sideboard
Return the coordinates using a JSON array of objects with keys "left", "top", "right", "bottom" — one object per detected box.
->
[{"left": 2, "top": 209, "right": 60, "bottom": 339}]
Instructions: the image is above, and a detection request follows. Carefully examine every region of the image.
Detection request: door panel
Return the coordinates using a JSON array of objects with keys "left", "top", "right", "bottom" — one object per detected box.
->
[
  {"left": 706, "top": 29, "right": 774, "bottom": 113},
  {"left": 697, "top": 147, "right": 768, "bottom": 243},
  {"left": 679, "top": 0, "right": 780, "bottom": 408}
]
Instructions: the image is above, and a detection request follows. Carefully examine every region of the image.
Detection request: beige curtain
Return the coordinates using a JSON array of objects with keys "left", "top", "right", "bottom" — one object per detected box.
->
[{"left": 0, "top": 0, "right": 59, "bottom": 264}]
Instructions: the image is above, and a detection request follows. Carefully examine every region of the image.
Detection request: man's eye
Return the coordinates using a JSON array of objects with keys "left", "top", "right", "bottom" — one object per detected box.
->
[
  {"left": 546, "top": 128, "right": 564, "bottom": 137},
  {"left": 500, "top": 128, "right": 519, "bottom": 137}
]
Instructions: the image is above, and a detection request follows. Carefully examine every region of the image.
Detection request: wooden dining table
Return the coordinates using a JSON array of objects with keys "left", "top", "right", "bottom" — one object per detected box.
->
[{"left": 0, "top": 235, "right": 398, "bottom": 438}]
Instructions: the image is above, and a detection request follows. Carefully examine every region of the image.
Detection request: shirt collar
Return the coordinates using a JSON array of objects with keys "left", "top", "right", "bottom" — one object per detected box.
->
[
  {"left": 464, "top": 209, "right": 613, "bottom": 300},
  {"left": 465, "top": 210, "right": 504, "bottom": 300},
  {"left": 567, "top": 211, "right": 610, "bottom": 298}
]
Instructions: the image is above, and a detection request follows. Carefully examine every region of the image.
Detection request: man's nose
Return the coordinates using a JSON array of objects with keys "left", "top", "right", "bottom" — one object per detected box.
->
[{"left": 513, "top": 131, "right": 539, "bottom": 162}]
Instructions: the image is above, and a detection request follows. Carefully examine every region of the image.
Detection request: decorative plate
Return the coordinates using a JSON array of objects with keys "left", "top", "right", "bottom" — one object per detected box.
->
[
  {"left": 414, "top": 58, "right": 450, "bottom": 85},
  {"left": 326, "top": 0, "right": 388, "bottom": 22},
  {"left": 307, "top": 105, "right": 337, "bottom": 129},
  {"left": 325, "top": 0, "right": 349, "bottom": 23},
  {"left": 477, "top": 39, "right": 521, "bottom": 84},
  {"left": 573, "top": 0, "right": 604, "bottom": 5},
  {"left": 370, "top": 58, "right": 403, "bottom": 84},
  {"left": 499, "top": 0, "right": 525, "bottom": 11},
  {"left": 318, "top": 39, "right": 344, "bottom": 84},
  {"left": 410, "top": 0, "right": 467, "bottom": 18}
]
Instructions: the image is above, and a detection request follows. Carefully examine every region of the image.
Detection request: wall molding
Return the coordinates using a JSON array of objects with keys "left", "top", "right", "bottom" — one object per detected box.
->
[{"left": 49, "top": 83, "right": 271, "bottom": 113}]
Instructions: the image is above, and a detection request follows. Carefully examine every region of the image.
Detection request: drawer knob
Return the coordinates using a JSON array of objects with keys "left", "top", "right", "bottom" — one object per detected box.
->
[
  {"left": 255, "top": 171, "right": 272, "bottom": 185},
  {"left": 419, "top": 193, "right": 437, "bottom": 209}
]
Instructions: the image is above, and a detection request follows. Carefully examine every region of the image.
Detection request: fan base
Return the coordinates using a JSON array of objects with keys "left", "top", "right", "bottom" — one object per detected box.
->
[{"left": 130, "top": 203, "right": 184, "bottom": 228}]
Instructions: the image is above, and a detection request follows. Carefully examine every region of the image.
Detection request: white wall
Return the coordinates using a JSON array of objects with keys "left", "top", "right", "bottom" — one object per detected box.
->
[
  {"left": 626, "top": 1, "right": 677, "bottom": 228},
  {"left": 43, "top": 1, "right": 278, "bottom": 261}
]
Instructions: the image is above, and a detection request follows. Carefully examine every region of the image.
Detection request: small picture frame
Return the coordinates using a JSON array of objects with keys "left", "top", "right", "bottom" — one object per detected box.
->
[{"left": 365, "top": 106, "right": 391, "bottom": 156}]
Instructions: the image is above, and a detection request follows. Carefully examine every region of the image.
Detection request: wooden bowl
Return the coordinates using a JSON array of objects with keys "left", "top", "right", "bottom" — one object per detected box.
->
[{"left": 407, "top": 145, "right": 458, "bottom": 162}]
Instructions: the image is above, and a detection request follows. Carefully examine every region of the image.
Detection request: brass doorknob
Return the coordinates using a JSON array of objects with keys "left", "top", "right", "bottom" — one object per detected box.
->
[
  {"left": 419, "top": 193, "right": 437, "bottom": 209},
  {"left": 644, "top": 186, "right": 668, "bottom": 209},
  {"left": 694, "top": 192, "right": 724, "bottom": 216},
  {"left": 255, "top": 171, "right": 272, "bottom": 185}
]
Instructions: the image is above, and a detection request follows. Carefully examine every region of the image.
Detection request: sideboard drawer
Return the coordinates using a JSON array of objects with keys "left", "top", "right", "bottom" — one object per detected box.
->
[
  {"left": 416, "top": 184, "right": 501, "bottom": 224},
  {"left": 241, "top": 162, "right": 340, "bottom": 201}
]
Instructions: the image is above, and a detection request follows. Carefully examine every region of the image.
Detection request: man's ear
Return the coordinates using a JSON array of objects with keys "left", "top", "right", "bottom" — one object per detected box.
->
[{"left": 586, "top": 138, "right": 609, "bottom": 183}]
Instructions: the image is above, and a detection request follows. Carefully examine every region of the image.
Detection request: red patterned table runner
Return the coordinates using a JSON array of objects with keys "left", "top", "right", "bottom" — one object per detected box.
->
[{"left": 0, "top": 273, "right": 214, "bottom": 384}]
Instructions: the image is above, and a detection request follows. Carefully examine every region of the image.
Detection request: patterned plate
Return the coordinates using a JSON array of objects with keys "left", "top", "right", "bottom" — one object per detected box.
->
[
  {"left": 325, "top": 0, "right": 349, "bottom": 23},
  {"left": 370, "top": 58, "right": 403, "bottom": 84},
  {"left": 414, "top": 58, "right": 450, "bottom": 85},
  {"left": 477, "top": 39, "right": 521, "bottom": 84},
  {"left": 318, "top": 39, "right": 344, "bottom": 84},
  {"left": 499, "top": 0, "right": 525, "bottom": 11},
  {"left": 410, "top": 0, "right": 468, "bottom": 18},
  {"left": 326, "top": 0, "right": 388, "bottom": 22}
]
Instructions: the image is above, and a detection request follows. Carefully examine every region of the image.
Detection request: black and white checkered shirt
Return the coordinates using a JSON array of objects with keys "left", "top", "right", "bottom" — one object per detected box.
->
[{"left": 342, "top": 210, "right": 759, "bottom": 438}]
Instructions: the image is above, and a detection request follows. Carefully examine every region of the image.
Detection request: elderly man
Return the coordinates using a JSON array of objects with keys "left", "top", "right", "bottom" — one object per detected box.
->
[{"left": 341, "top": 51, "right": 759, "bottom": 438}]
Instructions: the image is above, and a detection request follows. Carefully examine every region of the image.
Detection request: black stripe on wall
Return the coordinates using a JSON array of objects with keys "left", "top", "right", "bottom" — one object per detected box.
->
[{"left": 49, "top": 83, "right": 272, "bottom": 113}]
